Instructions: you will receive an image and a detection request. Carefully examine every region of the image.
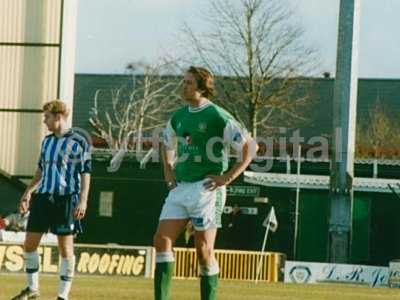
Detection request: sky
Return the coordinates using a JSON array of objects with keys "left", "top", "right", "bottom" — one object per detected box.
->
[{"left": 75, "top": 0, "right": 400, "bottom": 78}]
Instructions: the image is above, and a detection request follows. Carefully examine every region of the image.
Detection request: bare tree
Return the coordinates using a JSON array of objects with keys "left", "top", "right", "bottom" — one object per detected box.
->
[
  {"left": 89, "top": 61, "right": 181, "bottom": 154},
  {"left": 181, "top": 0, "right": 318, "bottom": 137},
  {"left": 356, "top": 100, "right": 400, "bottom": 158}
]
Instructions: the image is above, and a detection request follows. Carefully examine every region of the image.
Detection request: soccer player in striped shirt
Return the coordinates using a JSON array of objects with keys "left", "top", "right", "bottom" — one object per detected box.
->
[
  {"left": 153, "top": 67, "right": 258, "bottom": 300},
  {"left": 11, "top": 100, "right": 91, "bottom": 300}
]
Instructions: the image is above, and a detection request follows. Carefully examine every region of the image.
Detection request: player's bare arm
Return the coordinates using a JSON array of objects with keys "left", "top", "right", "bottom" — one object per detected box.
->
[
  {"left": 75, "top": 173, "right": 91, "bottom": 220},
  {"left": 205, "top": 136, "right": 258, "bottom": 190},
  {"left": 19, "top": 168, "right": 42, "bottom": 213},
  {"left": 161, "top": 143, "right": 176, "bottom": 190}
]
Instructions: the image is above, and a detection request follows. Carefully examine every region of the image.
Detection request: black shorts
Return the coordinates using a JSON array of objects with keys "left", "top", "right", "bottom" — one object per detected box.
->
[{"left": 26, "top": 193, "right": 82, "bottom": 236}]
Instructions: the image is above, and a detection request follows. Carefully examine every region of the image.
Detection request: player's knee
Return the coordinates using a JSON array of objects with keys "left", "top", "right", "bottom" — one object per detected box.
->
[
  {"left": 58, "top": 243, "right": 74, "bottom": 258},
  {"left": 196, "top": 243, "right": 213, "bottom": 264},
  {"left": 24, "top": 240, "right": 39, "bottom": 253},
  {"left": 60, "top": 249, "right": 74, "bottom": 259},
  {"left": 24, "top": 243, "right": 37, "bottom": 253},
  {"left": 153, "top": 233, "right": 171, "bottom": 251}
]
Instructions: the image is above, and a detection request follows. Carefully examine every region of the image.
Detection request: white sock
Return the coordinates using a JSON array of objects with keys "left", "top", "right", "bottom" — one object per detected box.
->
[
  {"left": 25, "top": 251, "right": 39, "bottom": 291},
  {"left": 200, "top": 262, "right": 219, "bottom": 276},
  {"left": 156, "top": 251, "right": 175, "bottom": 263},
  {"left": 58, "top": 256, "right": 75, "bottom": 299}
]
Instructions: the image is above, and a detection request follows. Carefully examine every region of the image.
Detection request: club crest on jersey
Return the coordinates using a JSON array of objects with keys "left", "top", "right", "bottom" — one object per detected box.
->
[
  {"left": 198, "top": 122, "right": 207, "bottom": 132},
  {"left": 183, "top": 132, "right": 192, "bottom": 145},
  {"left": 185, "top": 135, "right": 192, "bottom": 145}
]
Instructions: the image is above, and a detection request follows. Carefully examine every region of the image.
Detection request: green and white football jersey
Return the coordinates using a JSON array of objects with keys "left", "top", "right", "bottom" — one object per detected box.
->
[{"left": 163, "top": 101, "right": 248, "bottom": 182}]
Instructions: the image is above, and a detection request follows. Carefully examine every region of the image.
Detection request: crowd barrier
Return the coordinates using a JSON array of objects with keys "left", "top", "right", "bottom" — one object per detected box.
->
[{"left": 174, "top": 247, "right": 286, "bottom": 282}]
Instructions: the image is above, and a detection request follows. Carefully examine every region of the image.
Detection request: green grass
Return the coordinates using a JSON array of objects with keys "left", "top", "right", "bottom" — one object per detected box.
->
[{"left": 1, "top": 274, "right": 399, "bottom": 300}]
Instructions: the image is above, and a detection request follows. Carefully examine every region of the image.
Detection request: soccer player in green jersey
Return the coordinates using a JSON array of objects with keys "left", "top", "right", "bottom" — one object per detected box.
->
[{"left": 153, "top": 66, "right": 258, "bottom": 300}]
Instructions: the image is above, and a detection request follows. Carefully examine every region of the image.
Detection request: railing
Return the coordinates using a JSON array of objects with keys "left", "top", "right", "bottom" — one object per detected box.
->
[{"left": 173, "top": 248, "right": 285, "bottom": 282}]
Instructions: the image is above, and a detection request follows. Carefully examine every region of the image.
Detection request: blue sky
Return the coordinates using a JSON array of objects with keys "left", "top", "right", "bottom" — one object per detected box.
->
[{"left": 75, "top": 0, "right": 400, "bottom": 78}]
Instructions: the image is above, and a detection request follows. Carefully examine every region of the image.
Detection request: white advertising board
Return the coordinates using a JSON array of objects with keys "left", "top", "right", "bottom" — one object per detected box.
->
[
  {"left": 285, "top": 261, "right": 390, "bottom": 287},
  {"left": 0, "top": 230, "right": 57, "bottom": 244}
]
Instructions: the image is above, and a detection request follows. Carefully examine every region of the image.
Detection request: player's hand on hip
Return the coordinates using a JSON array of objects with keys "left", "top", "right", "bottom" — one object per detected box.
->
[
  {"left": 74, "top": 200, "right": 87, "bottom": 220},
  {"left": 164, "top": 172, "right": 176, "bottom": 190},
  {"left": 18, "top": 192, "right": 31, "bottom": 214},
  {"left": 166, "top": 181, "right": 177, "bottom": 190},
  {"left": 204, "top": 174, "right": 230, "bottom": 191}
]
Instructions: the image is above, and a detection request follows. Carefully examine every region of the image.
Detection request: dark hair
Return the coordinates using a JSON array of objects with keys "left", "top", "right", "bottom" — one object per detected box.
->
[{"left": 187, "top": 66, "right": 215, "bottom": 98}]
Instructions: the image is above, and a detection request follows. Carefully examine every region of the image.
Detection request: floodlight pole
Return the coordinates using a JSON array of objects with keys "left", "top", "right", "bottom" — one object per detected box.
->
[
  {"left": 293, "top": 145, "right": 301, "bottom": 260},
  {"left": 329, "top": 0, "right": 361, "bottom": 263}
]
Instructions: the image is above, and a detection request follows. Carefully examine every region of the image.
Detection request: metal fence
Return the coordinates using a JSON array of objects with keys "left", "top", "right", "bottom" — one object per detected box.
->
[{"left": 173, "top": 248, "right": 285, "bottom": 282}]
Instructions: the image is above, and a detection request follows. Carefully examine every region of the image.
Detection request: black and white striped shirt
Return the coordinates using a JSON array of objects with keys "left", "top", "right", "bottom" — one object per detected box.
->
[{"left": 37, "top": 129, "right": 92, "bottom": 195}]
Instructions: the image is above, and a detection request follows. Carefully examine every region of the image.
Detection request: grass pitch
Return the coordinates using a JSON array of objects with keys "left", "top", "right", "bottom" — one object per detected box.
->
[{"left": 1, "top": 274, "right": 399, "bottom": 300}]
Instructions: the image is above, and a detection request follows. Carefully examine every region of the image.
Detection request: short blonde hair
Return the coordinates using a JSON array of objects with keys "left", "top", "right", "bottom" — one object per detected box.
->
[{"left": 42, "top": 100, "right": 70, "bottom": 118}]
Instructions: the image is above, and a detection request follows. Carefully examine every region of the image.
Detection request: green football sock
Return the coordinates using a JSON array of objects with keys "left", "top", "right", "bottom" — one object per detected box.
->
[
  {"left": 154, "top": 262, "right": 174, "bottom": 300},
  {"left": 200, "top": 274, "right": 219, "bottom": 300}
]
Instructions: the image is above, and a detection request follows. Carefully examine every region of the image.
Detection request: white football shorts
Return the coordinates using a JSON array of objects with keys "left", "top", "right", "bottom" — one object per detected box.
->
[{"left": 159, "top": 179, "right": 226, "bottom": 231}]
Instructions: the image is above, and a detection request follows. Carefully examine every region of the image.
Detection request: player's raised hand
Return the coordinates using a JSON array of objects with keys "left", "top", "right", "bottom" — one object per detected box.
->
[{"left": 18, "top": 192, "right": 31, "bottom": 213}]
